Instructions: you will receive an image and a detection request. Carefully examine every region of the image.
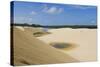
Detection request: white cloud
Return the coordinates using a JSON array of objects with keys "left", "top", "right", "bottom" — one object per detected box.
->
[
  {"left": 31, "top": 11, "right": 37, "bottom": 15},
  {"left": 47, "top": 7, "right": 57, "bottom": 13},
  {"left": 46, "top": 7, "right": 63, "bottom": 14},
  {"left": 43, "top": 4, "right": 63, "bottom": 14}
]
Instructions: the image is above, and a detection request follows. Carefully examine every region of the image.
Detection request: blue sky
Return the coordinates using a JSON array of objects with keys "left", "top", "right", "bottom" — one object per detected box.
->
[{"left": 12, "top": 1, "right": 97, "bottom": 25}]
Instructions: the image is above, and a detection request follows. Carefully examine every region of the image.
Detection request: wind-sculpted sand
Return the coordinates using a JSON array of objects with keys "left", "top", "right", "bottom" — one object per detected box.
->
[
  {"left": 12, "top": 27, "right": 78, "bottom": 66},
  {"left": 37, "top": 28, "right": 97, "bottom": 62}
]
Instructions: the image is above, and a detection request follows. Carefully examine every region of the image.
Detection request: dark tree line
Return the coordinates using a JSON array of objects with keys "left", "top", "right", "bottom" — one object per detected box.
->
[{"left": 11, "top": 23, "right": 97, "bottom": 29}]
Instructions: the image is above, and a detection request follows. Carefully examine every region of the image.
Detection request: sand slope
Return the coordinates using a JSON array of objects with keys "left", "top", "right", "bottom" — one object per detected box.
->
[
  {"left": 38, "top": 28, "right": 97, "bottom": 62},
  {"left": 12, "top": 28, "right": 78, "bottom": 66}
]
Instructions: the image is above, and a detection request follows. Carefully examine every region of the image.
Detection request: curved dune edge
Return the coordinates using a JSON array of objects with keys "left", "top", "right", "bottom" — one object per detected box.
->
[{"left": 12, "top": 27, "right": 78, "bottom": 66}]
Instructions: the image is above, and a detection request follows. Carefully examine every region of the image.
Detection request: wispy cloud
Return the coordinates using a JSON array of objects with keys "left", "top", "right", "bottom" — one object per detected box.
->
[
  {"left": 43, "top": 4, "right": 63, "bottom": 14},
  {"left": 46, "top": 7, "right": 62, "bottom": 14},
  {"left": 31, "top": 11, "right": 37, "bottom": 15}
]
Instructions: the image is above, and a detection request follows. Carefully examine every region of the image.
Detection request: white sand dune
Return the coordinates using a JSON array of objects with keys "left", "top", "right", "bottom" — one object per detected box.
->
[
  {"left": 12, "top": 27, "right": 78, "bottom": 66},
  {"left": 37, "top": 28, "right": 97, "bottom": 62}
]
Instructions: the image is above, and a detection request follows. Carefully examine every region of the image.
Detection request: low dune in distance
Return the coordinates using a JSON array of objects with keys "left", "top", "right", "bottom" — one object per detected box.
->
[{"left": 12, "top": 27, "right": 78, "bottom": 66}]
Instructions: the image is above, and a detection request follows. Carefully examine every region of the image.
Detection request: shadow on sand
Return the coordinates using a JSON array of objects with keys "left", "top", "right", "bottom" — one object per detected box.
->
[{"left": 50, "top": 42, "right": 77, "bottom": 51}]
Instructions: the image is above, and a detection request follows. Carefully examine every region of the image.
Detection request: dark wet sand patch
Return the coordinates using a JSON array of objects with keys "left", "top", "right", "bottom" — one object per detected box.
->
[
  {"left": 50, "top": 42, "right": 77, "bottom": 51},
  {"left": 33, "top": 31, "right": 50, "bottom": 37}
]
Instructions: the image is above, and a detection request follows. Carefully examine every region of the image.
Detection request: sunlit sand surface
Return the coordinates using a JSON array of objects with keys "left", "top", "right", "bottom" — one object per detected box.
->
[
  {"left": 12, "top": 27, "right": 78, "bottom": 66},
  {"left": 37, "top": 28, "right": 97, "bottom": 62},
  {"left": 12, "top": 26, "right": 97, "bottom": 66}
]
